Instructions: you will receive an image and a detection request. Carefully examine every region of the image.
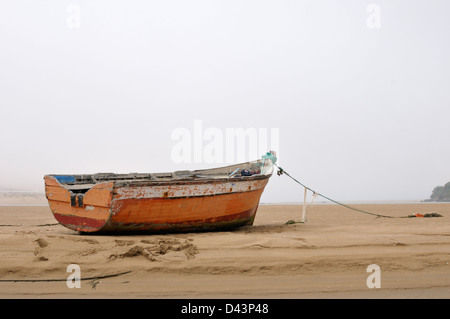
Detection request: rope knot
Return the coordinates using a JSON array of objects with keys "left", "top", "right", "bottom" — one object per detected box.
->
[{"left": 277, "top": 167, "right": 284, "bottom": 176}]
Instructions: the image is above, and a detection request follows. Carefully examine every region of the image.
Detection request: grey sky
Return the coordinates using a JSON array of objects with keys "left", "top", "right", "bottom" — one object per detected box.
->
[{"left": 1, "top": 0, "right": 449, "bottom": 203}]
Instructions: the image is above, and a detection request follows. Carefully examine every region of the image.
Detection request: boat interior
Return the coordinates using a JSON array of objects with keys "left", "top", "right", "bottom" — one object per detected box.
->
[{"left": 47, "top": 159, "right": 274, "bottom": 194}]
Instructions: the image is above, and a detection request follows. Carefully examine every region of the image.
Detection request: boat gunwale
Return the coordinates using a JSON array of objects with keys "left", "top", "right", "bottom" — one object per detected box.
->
[
  {"left": 44, "top": 159, "right": 274, "bottom": 189},
  {"left": 111, "top": 172, "right": 272, "bottom": 188}
]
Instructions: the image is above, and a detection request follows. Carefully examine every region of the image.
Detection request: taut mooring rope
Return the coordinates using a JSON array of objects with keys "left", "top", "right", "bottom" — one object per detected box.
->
[
  {"left": 274, "top": 164, "right": 396, "bottom": 219},
  {"left": 261, "top": 152, "right": 441, "bottom": 221}
]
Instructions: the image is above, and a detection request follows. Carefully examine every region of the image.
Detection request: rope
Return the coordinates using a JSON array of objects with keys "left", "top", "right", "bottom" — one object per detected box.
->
[
  {"left": 0, "top": 271, "right": 132, "bottom": 283},
  {"left": 275, "top": 164, "right": 395, "bottom": 219}
]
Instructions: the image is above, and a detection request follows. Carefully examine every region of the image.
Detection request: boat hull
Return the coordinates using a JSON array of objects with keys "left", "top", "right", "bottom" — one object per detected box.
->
[{"left": 45, "top": 176, "right": 269, "bottom": 234}]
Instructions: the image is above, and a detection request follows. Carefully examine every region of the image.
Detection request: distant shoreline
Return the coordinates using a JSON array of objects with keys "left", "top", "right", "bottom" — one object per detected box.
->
[
  {"left": 0, "top": 191, "right": 47, "bottom": 206},
  {"left": 421, "top": 198, "right": 450, "bottom": 203},
  {"left": 261, "top": 200, "right": 450, "bottom": 205},
  {"left": 1, "top": 191, "right": 449, "bottom": 207}
]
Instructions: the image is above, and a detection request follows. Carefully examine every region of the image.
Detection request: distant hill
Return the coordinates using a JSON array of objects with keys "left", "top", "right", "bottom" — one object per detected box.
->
[{"left": 429, "top": 182, "right": 450, "bottom": 201}]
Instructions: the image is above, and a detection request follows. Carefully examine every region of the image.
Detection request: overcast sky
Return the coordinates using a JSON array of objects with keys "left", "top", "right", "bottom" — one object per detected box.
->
[{"left": 1, "top": 0, "right": 449, "bottom": 203}]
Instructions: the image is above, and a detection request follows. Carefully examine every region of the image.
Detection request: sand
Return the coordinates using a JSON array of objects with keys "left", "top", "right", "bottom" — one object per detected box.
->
[{"left": 1, "top": 202, "right": 450, "bottom": 299}]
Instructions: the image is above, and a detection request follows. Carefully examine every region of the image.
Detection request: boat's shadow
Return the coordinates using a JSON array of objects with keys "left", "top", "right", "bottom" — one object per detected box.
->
[
  {"left": 235, "top": 223, "right": 299, "bottom": 234},
  {"left": 77, "top": 223, "right": 297, "bottom": 236}
]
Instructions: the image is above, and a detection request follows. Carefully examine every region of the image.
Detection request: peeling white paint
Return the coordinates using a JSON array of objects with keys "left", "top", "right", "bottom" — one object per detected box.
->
[{"left": 114, "top": 179, "right": 269, "bottom": 200}]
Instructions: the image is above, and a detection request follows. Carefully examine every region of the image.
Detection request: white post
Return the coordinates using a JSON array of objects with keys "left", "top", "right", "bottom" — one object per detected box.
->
[{"left": 301, "top": 186, "right": 308, "bottom": 223}]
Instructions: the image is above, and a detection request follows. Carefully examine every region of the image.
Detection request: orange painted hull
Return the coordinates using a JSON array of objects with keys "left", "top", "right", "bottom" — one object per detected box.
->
[{"left": 44, "top": 173, "right": 270, "bottom": 234}]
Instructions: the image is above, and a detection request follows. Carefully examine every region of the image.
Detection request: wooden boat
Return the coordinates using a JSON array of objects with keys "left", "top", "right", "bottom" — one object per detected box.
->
[{"left": 44, "top": 152, "right": 276, "bottom": 234}]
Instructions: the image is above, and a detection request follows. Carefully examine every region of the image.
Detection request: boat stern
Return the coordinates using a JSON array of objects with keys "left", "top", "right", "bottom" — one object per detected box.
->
[{"left": 44, "top": 175, "right": 114, "bottom": 232}]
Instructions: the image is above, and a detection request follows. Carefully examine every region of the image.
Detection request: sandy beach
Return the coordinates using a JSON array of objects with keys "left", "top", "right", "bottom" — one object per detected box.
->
[{"left": 1, "top": 201, "right": 449, "bottom": 299}]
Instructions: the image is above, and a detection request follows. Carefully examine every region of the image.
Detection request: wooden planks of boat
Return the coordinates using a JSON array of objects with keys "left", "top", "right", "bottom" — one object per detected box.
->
[{"left": 44, "top": 153, "right": 276, "bottom": 234}]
